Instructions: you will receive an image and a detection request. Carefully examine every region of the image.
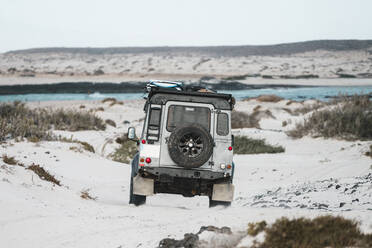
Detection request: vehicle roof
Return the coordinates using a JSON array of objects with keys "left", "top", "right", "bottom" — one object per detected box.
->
[{"left": 147, "top": 88, "right": 234, "bottom": 110}]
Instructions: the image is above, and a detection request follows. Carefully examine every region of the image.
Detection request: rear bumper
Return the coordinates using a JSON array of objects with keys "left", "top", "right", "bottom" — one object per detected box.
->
[
  {"left": 139, "top": 166, "right": 231, "bottom": 180},
  {"left": 138, "top": 167, "right": 232, "bottom": 197}
]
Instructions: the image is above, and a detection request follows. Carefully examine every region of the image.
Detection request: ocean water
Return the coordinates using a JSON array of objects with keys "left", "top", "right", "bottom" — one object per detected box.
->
[
  {"left": 221, "top": 86, "right": 372, "bottom": 101},
  {"left": 0, "top": 92, "right": 145, "bottom": 102},
  {"left": 0, "top": 86, "right": 371, "bottom": 102}
]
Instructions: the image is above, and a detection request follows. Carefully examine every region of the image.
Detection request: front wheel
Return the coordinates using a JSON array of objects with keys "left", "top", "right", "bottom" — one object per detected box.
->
[
  {"left": 129, "top": 175, "right": 146, "bottom": 206},
  {"left": 209, "top": 196, "right": 231, "bottom": 207}
]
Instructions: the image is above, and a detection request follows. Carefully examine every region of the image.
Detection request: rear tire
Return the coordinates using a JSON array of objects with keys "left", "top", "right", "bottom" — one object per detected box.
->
[
  {"left": 168, "top": 124, "right": 213, "bottom": 168},
  {"left": 209, "top": 196, "right": 231, "bottom": 208}
]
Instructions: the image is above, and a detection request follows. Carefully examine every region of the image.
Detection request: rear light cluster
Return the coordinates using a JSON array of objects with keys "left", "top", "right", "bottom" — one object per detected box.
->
[
  {"left": 220, "top": 163, "right": 232, "bottom": 170},
  {"left": 139, "top": 157, "right": 151, "bottom": 167},
  {"left": 228, "top": 146, "right": 233, "bottom": 151}
]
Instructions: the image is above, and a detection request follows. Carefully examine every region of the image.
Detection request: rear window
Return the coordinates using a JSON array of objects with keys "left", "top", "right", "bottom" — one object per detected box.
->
[
  {"left": 167, "top": 105, "right": 210, "bottom": 132},
  {"left": 217, "top": 113, "right": 229, "bottom": 136}
]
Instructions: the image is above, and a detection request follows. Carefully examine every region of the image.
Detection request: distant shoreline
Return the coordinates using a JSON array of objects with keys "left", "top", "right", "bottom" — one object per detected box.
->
[
  {"left": 1, "top": 77, "right": 372, "bottom": 95},
  {"left": 0, "top": 75, "right": 372, "bottom": 88},
  {"left": 0, "top": 81, "right": 313, "bottom": 95}
]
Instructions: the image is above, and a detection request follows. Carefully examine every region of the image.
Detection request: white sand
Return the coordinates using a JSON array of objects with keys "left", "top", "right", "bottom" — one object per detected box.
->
[{"left": 0, "top": 99, "right": 371, "bottom": 247}]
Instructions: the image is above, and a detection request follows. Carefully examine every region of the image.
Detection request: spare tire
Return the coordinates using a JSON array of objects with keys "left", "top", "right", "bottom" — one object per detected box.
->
[{"left": 168, "top": 124, "right": 213, "bottom": 168}]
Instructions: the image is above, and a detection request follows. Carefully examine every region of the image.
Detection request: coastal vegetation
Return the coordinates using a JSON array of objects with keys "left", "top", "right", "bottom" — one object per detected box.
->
[
  {"left": 231, "top": 111, "right": 260, "bottom": 129},
  {"left": 233, "top": 136, "right": 285, "bottom": 154},
  {"left": 80, "top": 189, "right": 97, "bottom": 200},
  {"left": 2, "top": 154, "right": 18, "bottom": 165},
  {"left": 247, "top": 215, "right": 372, "bottom": 248},
  {"left": 288, "top": 95, "right": 372, "bottom": 140},
  {"left": 110, "top": 134, "right": 137, "bottom": 164},
  {"left": 27, "top": 163, "right": 61, "bottom": 186},
  {"left": 0, "top": 101, "right": 106, "bottom": 142}
]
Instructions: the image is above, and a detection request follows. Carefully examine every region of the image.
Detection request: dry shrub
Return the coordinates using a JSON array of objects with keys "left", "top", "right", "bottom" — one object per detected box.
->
[
  {"left": 292, "top": 103, "right": 324, "bottom": 116},
  {"left": 48, "top": 109, "right": 106, "bottom": 131},
  {"left": 288, "top": 95, "right": 372, "bottom": 140},
  {"left": 253, "top": 105, "right": 261, "bottom": 112},
  {"left": 234, "top": 136, "right": 285, "bottom": 154},
  {"left": 59, "top": 137, "right": 95, "bottom": 153},
  {"left": 69, "top": 146, "right": 81, "bottom": 153},
  {"left": 247, "top": 221, "right": 267, "bottom": 236},
  {"left": 263, "top": 109, "right": 275, "bottom": 119},
  {"left": 2, "top": 154, "right": 18, "bottom": 165},
  {"left": 110, "top": 100, "right": 124, "bottom": 106},
  {"left": 27, "top": 163, "right": 60, "bottom": 186},
  {"left": 254, "top": 215, "right": 372, "bottom": 248},
  {"left": 365, "top": 145, "right": 372, "bottom": 158},
  {"left": 110, "top": 134, "right": 137, "bottom": 163},
  {"left": 79, "top": 141, "right": 95, "bottom": 153},
  {"left": 0, "top": 102, "right": 52, "bottom": 141},
  {"left": 0, "top": 102, "right": 106, "bottom": 142},
  {"left": 80, "top": 189, "right": 97, "bottom": 200},
  {"left": 231, "top": 111, "right": 260, "bottom": 129},
  {"left": 102, "top": 97, "right": 116, "bottom": 103},
  {"left": 102, "top": 98, "right": 124, "bottom": 106},
  {"left": 105, "top": 119, "right": 116, "bottom": 127},
  {"left": 282, "top": 108, "right": 293, "bottom": 115},
  {"left": 255, "top": 94, "right": 283, "bottom": 103},
  {"left": 96, "top": 107, "right": 105, "bottom": 112},
  {"left": 282, "top": 103, "right": 324, "bottom": 116}
]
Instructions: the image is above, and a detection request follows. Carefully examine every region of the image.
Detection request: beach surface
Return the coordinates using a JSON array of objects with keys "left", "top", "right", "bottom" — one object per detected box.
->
[{"left": 0, "top": 98, "right": 371, "bottom": 248}]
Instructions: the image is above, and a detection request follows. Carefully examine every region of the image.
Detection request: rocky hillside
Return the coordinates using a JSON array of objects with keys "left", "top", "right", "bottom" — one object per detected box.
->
[{"left": 6, "top": 40, "right": 372, "bottom": 56}]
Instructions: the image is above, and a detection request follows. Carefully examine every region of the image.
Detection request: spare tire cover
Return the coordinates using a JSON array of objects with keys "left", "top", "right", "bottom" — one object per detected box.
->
[{"left": 168, "top": 124, "right": 213, "bottom": 168}]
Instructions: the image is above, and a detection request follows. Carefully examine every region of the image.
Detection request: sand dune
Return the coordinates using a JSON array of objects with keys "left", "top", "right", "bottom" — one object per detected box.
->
[{"left": 0, "top": 98, "right": 371, "bottom": 247}]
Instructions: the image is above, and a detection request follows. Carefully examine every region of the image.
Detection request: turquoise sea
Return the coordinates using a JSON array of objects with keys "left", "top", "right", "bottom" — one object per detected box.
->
[{"left": 0, "top": 86, "right": 371, "bottom": 102}]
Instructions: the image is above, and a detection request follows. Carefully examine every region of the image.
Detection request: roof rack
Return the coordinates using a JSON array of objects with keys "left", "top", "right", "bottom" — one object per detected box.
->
[{"left": 144, "top": 80, "right": 235, "bottom": 110}]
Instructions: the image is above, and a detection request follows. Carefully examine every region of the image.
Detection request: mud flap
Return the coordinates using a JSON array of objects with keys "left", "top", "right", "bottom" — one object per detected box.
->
[
  {"left": 133, "top": 175, "right": 154, "bottom": 196},
  {"left": 212, "top": 183, "right": 234, "bottom": 202}
]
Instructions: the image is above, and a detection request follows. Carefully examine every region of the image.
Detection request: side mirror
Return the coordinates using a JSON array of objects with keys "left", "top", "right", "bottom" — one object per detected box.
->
[{"left": 127, "top": 127, "right": 136, "bottom": 140}]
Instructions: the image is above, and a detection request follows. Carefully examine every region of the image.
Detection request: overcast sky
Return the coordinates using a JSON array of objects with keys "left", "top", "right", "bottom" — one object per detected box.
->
[{"left": 1, "top": 0, "right": 371, "bottom": 52}]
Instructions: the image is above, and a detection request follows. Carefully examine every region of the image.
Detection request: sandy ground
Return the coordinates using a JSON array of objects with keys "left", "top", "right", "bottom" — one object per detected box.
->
[{"left": 0, "top": 99, "right": 371, "bottom": 248}]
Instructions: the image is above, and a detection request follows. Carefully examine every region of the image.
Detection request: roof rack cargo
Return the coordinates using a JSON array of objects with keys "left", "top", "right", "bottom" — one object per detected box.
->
[
  {"left": 146, "top": 80, "right": 183, "bottom": 93},
  {"left": 146, "top": 80, "right": 217, "bottom": 94}
]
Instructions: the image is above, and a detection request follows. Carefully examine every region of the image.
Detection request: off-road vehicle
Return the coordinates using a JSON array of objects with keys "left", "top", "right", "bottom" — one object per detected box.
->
[{"left": 127, "top": 80, "right": 235, "bottom": 207}]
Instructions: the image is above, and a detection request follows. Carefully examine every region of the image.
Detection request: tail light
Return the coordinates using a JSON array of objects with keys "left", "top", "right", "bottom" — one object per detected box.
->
[
  {"left": 228, "top": 146, "right": 233, "bottom": 151},
  {"left": 145, "top": 157, "right": 151, "bottom": 163}
]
